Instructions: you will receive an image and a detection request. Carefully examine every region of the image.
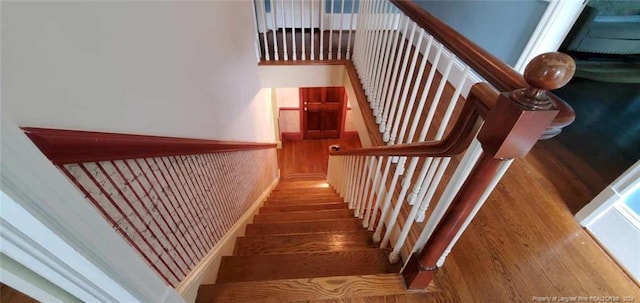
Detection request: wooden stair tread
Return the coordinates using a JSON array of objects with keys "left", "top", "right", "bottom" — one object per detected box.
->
[
  {"left": 259, "top": 202, "right": 347, "bottom": 213},
  {"left": 234, "top": 231, "right": 373, "bottom": 255},
  {"left": 246, "top": 219, "right": 363, "bottom": 236},
  {"left": 253, "top": 209, "right": 354, "bottom": 223},
  {"left": 265, "top": 197, "right": 344, "bottom": 205},
  {"left": 197, "top": 274, "right": 435, "bottom": 303},
  {"left": 271, "top": 187, "right": 335, "bottom": 194},
  {"left": 216, "top": 250, "right": 398, "bottom": 283}
]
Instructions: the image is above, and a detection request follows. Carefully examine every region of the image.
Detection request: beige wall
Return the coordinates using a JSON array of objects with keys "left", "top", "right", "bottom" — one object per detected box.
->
[{"left": 1, "top": 1, "right": 274, "bottom": 143}]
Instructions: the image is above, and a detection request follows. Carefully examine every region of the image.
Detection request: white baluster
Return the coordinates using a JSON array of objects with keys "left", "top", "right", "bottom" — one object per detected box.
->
[
  {"left": 358, "top": 0, "right": 374, "bottom": 90},
  {"left": 346, "top": 156, "right": 356, "bottom": 206},
  {"left": 337, "top": 0, "right": 345, "bottom": 59},
  {"left": 301, "top": 0, "right": 306, "bottom": 60},
  {"left": 319, "top": 0, "right": 325, "bottom": 60},
  {"left": 363, "top": 156, "right": 383, "bottom": 228},
  {"left": 280, "top": 0, "right": 289, "bottom": 60},
  {"left": 434, "top": 160, "right": 513, "bottom": 267},
  {"left": 352, "top": 157, "right": 364, "bottom": 210},
  {"left": 355, "top": 157, "right": 371, "bottom": 218},
  {"left": 358, "top": 156, "right": 375, "bottom": 219},
  {"left": 404, "top": 34, "right": 438, "bottom": 144},
  {"left": 406, "top": 47, "right": 451, "bottom": 204},
  {"left": 354, "top": 157, "right": 367, "bottom": 216},
  {"left": 411, "top": 139, "right": 483, "bottom": 252},
  {"left": 346, "top": 0, "right": 356, "bottom": 59},
  {"left": 258, "top": 0, "right": 270, "bottom": 61},
  {"left": 342, "top": 156, "right": 351, "bottom": 199},
  {"left": 310, "top": 0, "right": 315, "bottom": 60},
  {"left": 365, "top": 0, "right": 387, "bottom": 98},
  {"left": 379, "top": 17, "right": 410, "bottom": 132},
  {"left": 290, "top": 0, "right": 297, "bottom": 60},
  {"left": 375, "top": 13, "right": 403, "bottom": 124},
  {"left": 373, "top": 156, "right": 406, "bottom": 243},
  {"left": 270, "top": 0, "right": 280, "bottom": 60},
  {"left": 368, "top": 157, "right": 392, "bottom": 231},
  {"left": 370, "top": 5, "right": 396, "bottom": 118},
  {"left": 383, "top": 21, "right": 418, "bottom": 142},
  {"left": 367, "top": 0, "right": 392, "bottom": 115},
  {"left": 395, "top": 33, "right": 432, "bottom": 145},
  {"left": 388, "top": 28, "right": 426, "bottom": 145},
  {"left": 328, "top": 0, "right": 335, "bottom": 60}
]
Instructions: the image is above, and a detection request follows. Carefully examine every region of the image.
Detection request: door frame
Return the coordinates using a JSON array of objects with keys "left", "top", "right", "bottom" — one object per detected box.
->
[{"left": 514, "top": 0, "right": 587, "bottom": 72}]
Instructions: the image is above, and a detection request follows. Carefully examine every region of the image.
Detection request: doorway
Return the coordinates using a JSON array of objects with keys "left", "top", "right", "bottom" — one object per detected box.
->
[{"left": 300, "top": 86, "right": 346, "bottom": 139}]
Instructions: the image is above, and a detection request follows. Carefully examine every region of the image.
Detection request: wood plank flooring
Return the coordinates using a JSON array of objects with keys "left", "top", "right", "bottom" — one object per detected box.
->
[{"left": 268, "top": 139, "right": 640, "bottom": 302}]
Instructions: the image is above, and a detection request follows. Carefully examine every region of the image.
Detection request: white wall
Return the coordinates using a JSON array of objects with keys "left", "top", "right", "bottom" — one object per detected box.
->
[
  {"left": 1, "top": 1, "right": 274, "bottom": 143},
  {"left": 275, "top": 88, "right": 300, "bottom": 108}
]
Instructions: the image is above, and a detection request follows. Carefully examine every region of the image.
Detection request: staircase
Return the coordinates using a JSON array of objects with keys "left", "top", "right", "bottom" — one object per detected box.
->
[{"left": 196, "top": 180, "right": 427, "bottom": 302}]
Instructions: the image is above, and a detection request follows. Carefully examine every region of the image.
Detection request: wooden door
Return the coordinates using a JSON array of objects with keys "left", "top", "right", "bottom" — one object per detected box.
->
[{"left": 300, "top": 87, "right": 346, "bottom": 139}]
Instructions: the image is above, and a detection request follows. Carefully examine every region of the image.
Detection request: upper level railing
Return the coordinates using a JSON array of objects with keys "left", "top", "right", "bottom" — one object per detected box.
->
[{"left": 253, "top": 0, "right": 576, "bottom": 289}]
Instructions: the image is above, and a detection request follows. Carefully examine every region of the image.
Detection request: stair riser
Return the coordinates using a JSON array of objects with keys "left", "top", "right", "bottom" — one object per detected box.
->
[
  {"left": 234, "top": 232, "right": 373, "bottom": 255},
  {"left": 259, "top": 203, "right": 347, "bottom": 213},
  {"left": 245, "top": 219, "right": 364, "bottom": 236},
  {"left": 253, "top": 210, "right": 354, "bottom": 223}
]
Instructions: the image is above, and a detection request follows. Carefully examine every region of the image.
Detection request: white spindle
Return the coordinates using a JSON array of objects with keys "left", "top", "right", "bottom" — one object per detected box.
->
[
  {"left": 337, "top": 0, "right": 345, "bottom": 59},
  {"left": 346, "top": 156, "right": 356, "bottom": 206},
  {"left": 383, "top": 21, "right": 418, "bottom": 142},
  {"left": 258, "top": 0, "right": 270, "bottom": 61},
  {"left": 387, "top": 28, "right": 425, "bottom": 144},
  {"left": 359, "top": 0, "right": 374, "bottom": 90},
  {"left": 328, "top": 0, "right": 335, "bottom": 60},
  {"left": 346, "top": 0, "right": 356, "bottom": 59},
  {"left": 320, "top": 0, "right": 325, "bottom": 60},
  {"left": 301, "top": 0, "right": 306, "bottom": 60},
  {"left": 370, "top": 7, "right": 396, "bottom": 117},
  {"left": 365, "top": 0, "right": 387, "bottom": 97},
  {"left": 280, "top": 0, "right": 289, "bottom": 60},
  {"left": 348, "top": 156, "right": 359, "bottom": 209},
  {"left": 373, "top": 156, "right": 406, "bottom": 243},
  {"left": 375, "top": 14, "right": 404, "bottom": 124},
  {"left": 354, "top": 157, "right": 368, "bottom": 216},
  {"left": 411, "top": 139, "right": 483, "bottom": 252},
  {"left": 395, "top": 33, "right": 432, "bottom": 145},
  {"left": 379, "top": 18, "right": 410, "bottom": 133},
  {"left": 363, "top": 156, "right": 383, "bottom": 228},
  {"left": 368, "top": 157, "right": 392, "bottom": 231},
  {"left": 358, "top": 156, "right": 375, "bottom": 219},
  {"left": 270, "top": 0, "right": 279, "bottom": 60},
  {"left": 251, "top": 0, "right": 262, "bottom": 62},
  {"left": 434, "top": 160, "right": 513, "bottom": 267},
  {"left": 310, "top": 0, "right": 315, "bottom": 60},
  {"left": 291, "top": 0, "right": 297, "bottom": 60}
]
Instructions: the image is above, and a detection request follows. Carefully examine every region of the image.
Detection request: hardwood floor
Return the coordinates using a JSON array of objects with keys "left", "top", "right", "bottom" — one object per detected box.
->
[
  {"left": 277, "top": 137, "right": 361, "bottom": 178},
  {"left": 271, "top": 139, "right": 640, "bottom": 302},
  {"left": 0, "top": 283, "right": 38, "bottom": 303}
]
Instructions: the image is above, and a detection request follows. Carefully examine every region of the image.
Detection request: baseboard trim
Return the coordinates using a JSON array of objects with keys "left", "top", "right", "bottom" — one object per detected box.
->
[{"left": 176, "top": 173, "right": 280, "bottom": 302}]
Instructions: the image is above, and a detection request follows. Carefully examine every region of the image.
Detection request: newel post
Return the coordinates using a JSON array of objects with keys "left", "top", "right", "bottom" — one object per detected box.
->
[{"left": 401, "top": 52, "right": 575, "bottom": 289}]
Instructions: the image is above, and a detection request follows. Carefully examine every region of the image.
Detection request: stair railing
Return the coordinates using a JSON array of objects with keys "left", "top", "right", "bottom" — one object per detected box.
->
[{"left": 253, "top": 0, "right": 577, "bottom": 289}]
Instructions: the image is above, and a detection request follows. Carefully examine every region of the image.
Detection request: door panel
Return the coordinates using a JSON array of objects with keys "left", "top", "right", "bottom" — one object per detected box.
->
[{"left": 301, "top": 87, "right": 346, "bottom": 139}]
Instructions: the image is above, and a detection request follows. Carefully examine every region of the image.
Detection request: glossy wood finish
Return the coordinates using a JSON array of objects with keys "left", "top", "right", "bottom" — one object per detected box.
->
[
  {"left": 245, "top": 219, "right": 364, "bottom": 236},
  {"left": 301, "top": 87, "right": 347, "bottom": 139},
  {"left": 23, "top": 127, "right": 276, "bottom": 165},
  {"left": 277, "top": 137, "right": 361, "bottom": 179},
  {"left": 196, "top": 274, "right": 427, "bottom": 303},
  {"left": 265, "top": 137, "right": 640, "bottom": 302},
  {"left": 252, "top": 209, "right": 354, "bottom": 223},
  {"left": 0, "top": 283, "right": 39, "bottom": 303},
  {"left": 216, "top": 250, "right": 395, "bottom": 283},
  {"left": 259, "top": 202, "right": 347, "bottom": 213},
  {"left": 264, "top": 197, "right": 344, "bottom": 205},
  {"left": 233, "top": 232, "right": 373, "bottom": 255}
]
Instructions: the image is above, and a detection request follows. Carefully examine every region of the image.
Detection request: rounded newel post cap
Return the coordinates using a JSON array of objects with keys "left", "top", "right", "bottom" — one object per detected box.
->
[
  {"left": 524, "top": 52, "right": 575, "bottom": 91},
  {"left": 513, "top": 52, "right": 576, "bottom": 109},
  {"left": 329, "top": 145, "right": 341, "bottom": 152}
]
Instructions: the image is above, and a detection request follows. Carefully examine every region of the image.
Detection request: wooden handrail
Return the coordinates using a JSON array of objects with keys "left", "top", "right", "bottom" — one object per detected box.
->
[
  {"left": 22, "top": 127, "right": 276, "bottom": 165},
  {"left": 329, "top": 83, "right": 492, "bottom": 157},
  {"left": 390, "top": 0, "right": 575, "bottom": 137}
]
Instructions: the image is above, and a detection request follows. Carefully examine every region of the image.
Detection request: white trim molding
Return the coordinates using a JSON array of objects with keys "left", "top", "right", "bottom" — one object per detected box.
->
[
  {"left": 176, "top": 173, "right": 280, "bottom": 303},
  {"left": 514, "top": 0, "right": 587, "bottom": 72},
  {"left": 0, "top": 115, "right": 184, "bottom": 303}
]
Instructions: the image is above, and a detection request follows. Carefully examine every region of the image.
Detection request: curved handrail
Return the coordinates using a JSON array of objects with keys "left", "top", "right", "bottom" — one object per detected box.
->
[
  {"left": 390, "top": 0, "right": 575, "bottom": 135},
  {"left": 22, "top": 127, "right": 277, "bottom": 165},
  {"left": 329, "top": 83, "right": 493, "bottom": 157}
]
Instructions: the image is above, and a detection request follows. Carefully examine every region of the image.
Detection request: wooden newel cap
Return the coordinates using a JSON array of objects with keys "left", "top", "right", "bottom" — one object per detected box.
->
[
  {"left": 329, "top": 145, "right": 341, "bottom": 152},
  {"left": 512, "top": 52, "right": 576, "bottom": 109}
]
